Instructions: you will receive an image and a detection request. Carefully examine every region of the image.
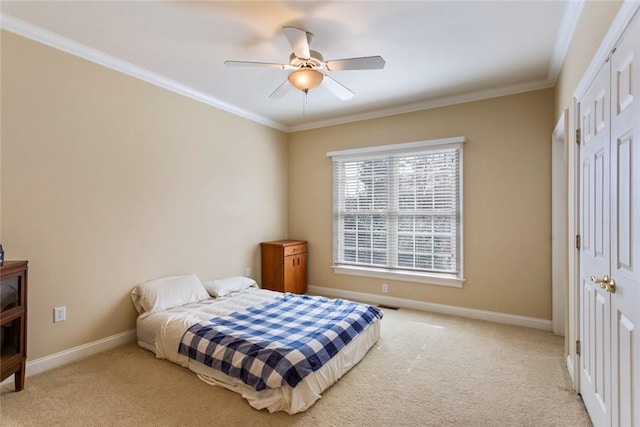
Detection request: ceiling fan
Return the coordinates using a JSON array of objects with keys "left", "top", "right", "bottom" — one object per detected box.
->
[{"left": 224, "top": 26, "right": 385, "bottom": 100}]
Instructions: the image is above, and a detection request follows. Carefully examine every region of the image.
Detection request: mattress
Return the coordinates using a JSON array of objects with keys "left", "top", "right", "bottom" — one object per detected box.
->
[{"left": 136, "top": 288, "right": 381, "bottom": 414}]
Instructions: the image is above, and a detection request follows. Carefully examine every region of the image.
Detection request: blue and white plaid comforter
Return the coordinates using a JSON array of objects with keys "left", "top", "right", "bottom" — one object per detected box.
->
[{"left": 178, "top": 293, "right": 382, "bottom": 391}]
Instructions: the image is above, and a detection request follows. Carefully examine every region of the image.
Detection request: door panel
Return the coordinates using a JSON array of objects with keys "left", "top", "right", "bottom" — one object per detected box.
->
[
  {"left": 610, "top": 14, "right": 640, "bottom": 427},
  {"left": 594, "top": 151, "right": 606, "bottom": 257},
  {"left": 296, "top": 254, "right": 307, "bottom": 294},
  {"left": 615, "top": 133, "right": 632, "bottom": 268},
  {"left": 284, "top": 255, "right": 296, "bottom": 292},
  {"left": 582, "top": 282, "right": 593, "bottom": 381},
  {"left": 579, "top": 60, "right": 611, "bottom": 427},
  {"left": 616, "top": 314, "right": 634, "bottom": 427},
  {"left": 594, "top": 291, "right": 608, "bottom": 411}
]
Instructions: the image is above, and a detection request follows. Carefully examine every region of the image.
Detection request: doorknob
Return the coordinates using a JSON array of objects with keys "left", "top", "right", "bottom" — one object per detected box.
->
[
  {"left": 589, "top": 275, "right": 616, "bottom": 293},
  {"left": 605, "top": 278, "right": 616, "bottom": 293},
  {"left": 590, "top": 275, "right": 609, "bottom": 285}
]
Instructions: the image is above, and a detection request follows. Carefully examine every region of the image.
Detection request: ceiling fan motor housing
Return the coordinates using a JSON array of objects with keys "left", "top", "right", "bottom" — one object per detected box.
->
[{"left": 289, "top": 50, "right": 324, "bottom": 69}]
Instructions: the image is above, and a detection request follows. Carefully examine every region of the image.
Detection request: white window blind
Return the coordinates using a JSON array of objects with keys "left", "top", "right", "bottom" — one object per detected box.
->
[{"left": 329, "top": 137, "right": 464, "bottom": 285}]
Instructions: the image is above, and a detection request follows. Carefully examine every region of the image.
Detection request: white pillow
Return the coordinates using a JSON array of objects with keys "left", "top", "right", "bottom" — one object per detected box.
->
[
  {"left": 130, "top": 273, "right": 210, "bottom": 314},
  {"left": 203, "top": 276, "right": 258, "bottom": 297}
]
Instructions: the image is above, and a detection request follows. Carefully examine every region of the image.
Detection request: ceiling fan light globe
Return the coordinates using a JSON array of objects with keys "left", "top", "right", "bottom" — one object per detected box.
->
[{"left": 288, "top": 69, "right": 323, "bottom": 91}]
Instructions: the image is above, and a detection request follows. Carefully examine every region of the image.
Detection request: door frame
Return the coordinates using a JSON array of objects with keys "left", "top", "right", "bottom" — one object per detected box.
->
[
  {"left": 568, "top": 0, "right": 640, "bottom": 393},
  {"left": 552, "top": 110, "right": 568, "bottom": 337}
]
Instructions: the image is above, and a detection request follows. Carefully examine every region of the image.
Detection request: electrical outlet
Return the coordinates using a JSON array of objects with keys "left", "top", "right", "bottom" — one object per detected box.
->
[
  {"left": 382, "top": 283, "right": 388, "bottom": 293},
  {"left": 53, "top": 306, "right": 66, "bottom": 323},
  {"left": 245, "top": 267, "right": 251, "bottom": 277}
]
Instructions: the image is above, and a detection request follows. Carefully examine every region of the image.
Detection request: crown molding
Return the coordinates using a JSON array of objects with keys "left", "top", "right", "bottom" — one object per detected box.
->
[
  {"left": 547, "top": 0, "right": 585, "bottom": 85},
  {"left": 0, "top": 13, "right": 289, "bottom": 132}
]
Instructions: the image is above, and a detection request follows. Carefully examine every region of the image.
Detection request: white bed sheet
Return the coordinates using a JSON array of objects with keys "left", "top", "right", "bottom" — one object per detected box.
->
[{"left": 136, "top": 288, "right": 381, "bottom": 414}]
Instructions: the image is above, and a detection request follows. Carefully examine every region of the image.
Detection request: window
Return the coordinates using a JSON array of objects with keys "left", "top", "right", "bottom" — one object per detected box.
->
[{"left": 328, "top": 137, "right": 465, "bottom": 287}]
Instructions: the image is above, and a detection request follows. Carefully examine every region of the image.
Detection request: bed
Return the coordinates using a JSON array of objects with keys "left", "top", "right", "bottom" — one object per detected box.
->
[{"left": 131, "top": 274, "right": 382, "bottom": 414}]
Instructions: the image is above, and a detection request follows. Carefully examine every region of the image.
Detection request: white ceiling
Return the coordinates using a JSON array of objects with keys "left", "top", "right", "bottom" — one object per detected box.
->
[{"left": 0, "top": 1, "right": 582, "bottom": 132}]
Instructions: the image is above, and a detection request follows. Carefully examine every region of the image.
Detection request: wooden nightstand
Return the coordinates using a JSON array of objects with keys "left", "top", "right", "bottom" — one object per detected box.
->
[
  {"left": 1, "top": 260, "right": 28, "bottom": 391},
  {"left": 261, "top": 240, "right": 307, "bottom": 294}
]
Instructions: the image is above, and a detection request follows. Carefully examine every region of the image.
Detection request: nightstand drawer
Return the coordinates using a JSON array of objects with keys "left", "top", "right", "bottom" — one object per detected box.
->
[{"left": 284, "top": 244, "right": 306, "bottom": 257}]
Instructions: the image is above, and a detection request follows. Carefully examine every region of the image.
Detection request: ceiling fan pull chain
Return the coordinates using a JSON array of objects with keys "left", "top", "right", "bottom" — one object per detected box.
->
[{"left": 303, "top": 89, "right": 308, "bottom": 117}]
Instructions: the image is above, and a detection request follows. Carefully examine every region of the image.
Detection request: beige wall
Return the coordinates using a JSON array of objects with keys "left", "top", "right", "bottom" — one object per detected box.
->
[
  {"left": 288, "top": 89, "right": 555, "bottom": 320},
  {"left": 1, "top": 32, "right": 289, "bottom": 360}
]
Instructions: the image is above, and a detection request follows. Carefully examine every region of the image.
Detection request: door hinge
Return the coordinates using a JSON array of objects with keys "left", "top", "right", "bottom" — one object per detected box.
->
[
  {"left": 576, "top": 128, "right": 581, "bottom": 144},
  {"left": 576, "top": 340, "right": 581, "bottom": 356},
  {"left": 576, "top": 234, "right": 581, "bottom": 250}
]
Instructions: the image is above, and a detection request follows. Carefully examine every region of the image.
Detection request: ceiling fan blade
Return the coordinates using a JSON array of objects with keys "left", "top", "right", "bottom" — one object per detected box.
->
[
  {"left": 283, "top": 26, "right": 311, "bottom": 60},
  {"left": 224, "top": 60, "right": 291, "bottom": 69},
  {"left": 325, "top": 56, "right": 386, "bottom": 71},
  {"left": 269, "top": 80, "right": 293, "bottom": 98},
  {"left": 321, "top": 74, "right": 355, "bottom": 100}
]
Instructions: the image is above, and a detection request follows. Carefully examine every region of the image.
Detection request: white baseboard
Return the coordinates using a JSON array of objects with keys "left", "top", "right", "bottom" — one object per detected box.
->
[
  {"left": 1, "top": 329, "right": 136, "bottom": 386},
  {"left": 566, "top": 355, "right": 574, "bottom": 380},
  {"left": 566, "top": 354, "right": 577, "bottom": 390},
  {"left": 308, "top": 285, "right": 552, "bottom": 331}
]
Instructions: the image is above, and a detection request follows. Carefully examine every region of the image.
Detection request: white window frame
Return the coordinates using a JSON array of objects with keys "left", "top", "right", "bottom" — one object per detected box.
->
[{"left": 327, "top": 136, "right": 465, "bottom": 288}]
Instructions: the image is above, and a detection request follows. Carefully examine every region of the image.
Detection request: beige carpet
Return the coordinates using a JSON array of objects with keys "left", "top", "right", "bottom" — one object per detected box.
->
[{"left": 0, "top": 308, "right": 591, "bottom": 426}]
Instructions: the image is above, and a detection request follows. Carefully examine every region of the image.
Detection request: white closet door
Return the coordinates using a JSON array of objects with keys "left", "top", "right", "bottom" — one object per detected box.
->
[
  {"left": 609, "top": 14, "right": 640, "bottom": 427},
  {"left": 579, "top": 60, "right": 612, "bottom": 427},
  {"left": 579, "top": 12, "right": 640, "bottom": 427}
]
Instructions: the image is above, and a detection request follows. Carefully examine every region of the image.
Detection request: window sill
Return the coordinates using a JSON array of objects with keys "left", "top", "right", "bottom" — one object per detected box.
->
[{"left": 331, "top": 265, "right": 465, "bottom": 288}]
